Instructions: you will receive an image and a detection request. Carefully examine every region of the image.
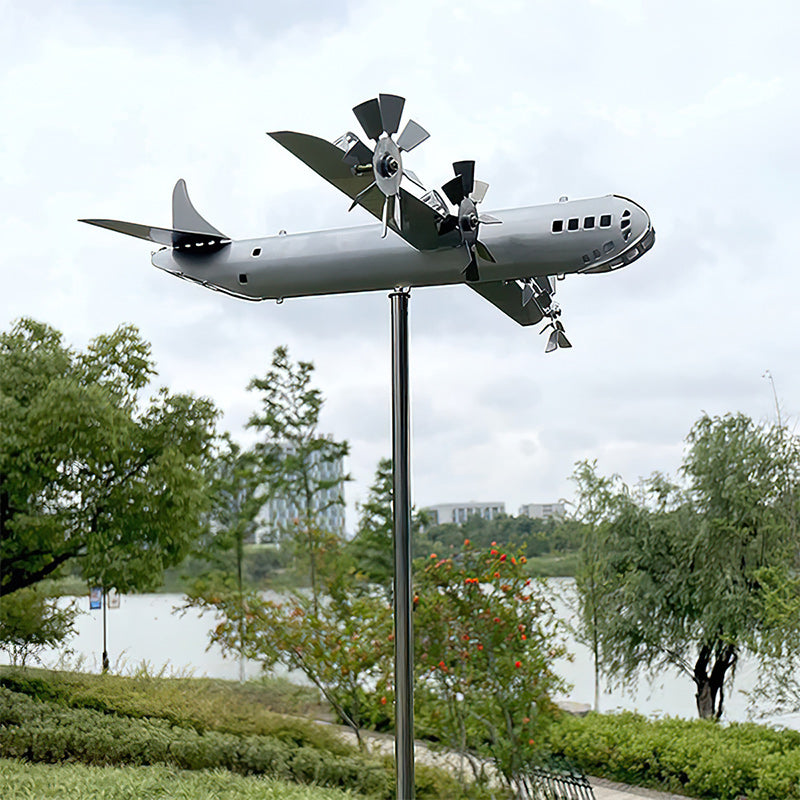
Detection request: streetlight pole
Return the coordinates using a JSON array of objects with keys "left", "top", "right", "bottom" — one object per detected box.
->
[{"left": 390, "top": 288, "right": 414, "bottom": 800}]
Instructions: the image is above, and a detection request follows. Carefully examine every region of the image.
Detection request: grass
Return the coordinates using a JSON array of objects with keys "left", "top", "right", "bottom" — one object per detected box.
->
[{"left": 0, "top": 758, "right": 359, "bottom": 800}]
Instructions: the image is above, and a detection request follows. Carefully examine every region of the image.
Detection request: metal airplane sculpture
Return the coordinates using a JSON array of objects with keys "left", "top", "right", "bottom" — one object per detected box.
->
[{"left": 82, "top": 94, "right": 655, "bottom": 352}]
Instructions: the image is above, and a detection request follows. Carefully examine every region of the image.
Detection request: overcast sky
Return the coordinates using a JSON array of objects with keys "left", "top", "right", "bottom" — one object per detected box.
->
[{"left": 2, "top": 0, "right": 798, "bottom": 530}]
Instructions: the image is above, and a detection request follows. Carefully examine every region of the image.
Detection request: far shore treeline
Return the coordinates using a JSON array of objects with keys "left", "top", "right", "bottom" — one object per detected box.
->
[{"left": 4, "top": 317, "right": 800, "bottom": 799}]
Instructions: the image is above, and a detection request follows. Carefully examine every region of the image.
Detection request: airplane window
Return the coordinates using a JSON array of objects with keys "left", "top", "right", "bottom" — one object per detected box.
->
[
  {"left": 238, "top": 273, "right": 248, "bottom": 284},
  {"left": 600, "top": 214, "right": 612, "bottom": 227},
  {"left": 584, "top": 216, "right": 595, "bottom": 229},
  {"left": 621, "top": 219, "right": 630, "bottom": 229},
  {"left": 622, "top": 209, "right": 631, "bottom": 218},
  {"left": 551, "top": 220, "right": 563, "bottom": 233},
  {"left": 603, "top": 241, "right": 615, "bottom": 253},
  {"left": 582, "top": 254, "right": 591, "bottom": 264},
  {"left": 593, "top": 249, "right": 601, "bottom": 259},
  {"left": 251, "top": 247, "right": 262, "bottom": 257},
  {"left": 567, "top": 218, "right": 579, "bottom": 231}
]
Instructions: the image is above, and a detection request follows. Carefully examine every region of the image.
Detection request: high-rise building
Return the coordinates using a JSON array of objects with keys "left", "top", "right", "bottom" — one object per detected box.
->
[
  {"left": 423, "top": 501, "right": 506, "bottom": 526},
  {"left": 252, "top": 439, "right": 346, "bottom": 544},
  {"left": 518, "top": 502, "right": 565, "bottom": 520}
]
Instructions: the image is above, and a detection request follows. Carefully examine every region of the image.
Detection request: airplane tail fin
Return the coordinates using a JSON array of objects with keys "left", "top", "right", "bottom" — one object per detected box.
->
[{"left": 80, "top": 179, "right": 230, "bottom": 251}]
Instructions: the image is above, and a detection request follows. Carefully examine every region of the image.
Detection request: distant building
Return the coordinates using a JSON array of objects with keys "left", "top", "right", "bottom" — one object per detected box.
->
[
  {"left": 518, "top": 502, "right": 565, "bottom": 521},
  {"left": 252, "top": 439, "right": 346, "bottom": 544},
  {"left": 424, "top": 501, "right": 506, "bottom": 526}
]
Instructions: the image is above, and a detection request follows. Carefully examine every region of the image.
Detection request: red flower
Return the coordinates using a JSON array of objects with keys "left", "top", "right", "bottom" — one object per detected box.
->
[
  {"left": 493, "top": 616, "right": 501, "bottom": 624},
  {"left": 430, "top": 553, "right": 437, "bottom": 559},
  {"left": 491, "top": 541, "right": 497, "bottom": 546},
  {"left": 500, "top": 554, "right": 507, "bottom": 562},
  {"left": 380, "top": 696, "right": 388, "bottom": 705},
  {"left": 462, "top": 634, "right": 470, "bottom": 642},
  {"left": 490, "top": 549, "right": 498, "bottom": 556},
  {"left": 493, "top": 571, "right": 500, "bottom": 578},
  {"left": 464, "top": 538, "right": 470, "bottom": 546},
  {"left": 521, "top": 634, "right": 527, "bottom": 640},
  {"left": 515, "top": 660, "right": 522, "bottom": 668},
  {"left": 528, "top": 738, "right": 535, "bottom": 746},
  {"left": 477, "top": 644, "right": 484, "bottom": 651}
]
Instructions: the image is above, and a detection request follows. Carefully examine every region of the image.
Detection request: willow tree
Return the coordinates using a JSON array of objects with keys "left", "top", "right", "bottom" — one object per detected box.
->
[{"left": 573, "top": 414, "right": 800, "bottom": 719}]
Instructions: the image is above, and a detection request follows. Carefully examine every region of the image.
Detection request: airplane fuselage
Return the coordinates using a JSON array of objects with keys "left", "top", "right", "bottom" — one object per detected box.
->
[{"left": 151, "top": 194, "right": 654, "bottom": 301}]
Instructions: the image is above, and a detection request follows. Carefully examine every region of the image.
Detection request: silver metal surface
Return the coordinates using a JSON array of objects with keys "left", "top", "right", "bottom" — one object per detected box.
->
[{"left": 391, "top": 289, "right": 415, "bottom": 800}]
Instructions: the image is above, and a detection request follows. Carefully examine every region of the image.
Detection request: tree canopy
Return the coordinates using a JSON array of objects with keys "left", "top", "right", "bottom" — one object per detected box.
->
[
  {"left": 0, "top": 318, "right": 218, "bottom": 596},
  {"left": 572, "top": 413, "right": 800, "bottom": 719}
]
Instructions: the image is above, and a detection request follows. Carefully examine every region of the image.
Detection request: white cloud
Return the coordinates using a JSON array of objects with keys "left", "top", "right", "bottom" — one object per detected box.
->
[{"left": 2, "top": 0, "right": 799, "bottom": 528}]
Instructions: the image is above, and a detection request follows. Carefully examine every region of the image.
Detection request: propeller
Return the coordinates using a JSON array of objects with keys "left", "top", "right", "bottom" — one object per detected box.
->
[
  {"left": 441, "top": 161, "right": 501, "bottom": 282},
  {"left": 345, "top": 94, "right": 430, "bottom": 237},
  {"left": 540, "top": 319, "right": 572, "bottom": 353}
]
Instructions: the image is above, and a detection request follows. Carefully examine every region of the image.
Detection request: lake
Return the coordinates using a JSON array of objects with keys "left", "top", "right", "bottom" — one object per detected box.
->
[{"left": 3, "top": 580, "right": 798, "bottom": 728}]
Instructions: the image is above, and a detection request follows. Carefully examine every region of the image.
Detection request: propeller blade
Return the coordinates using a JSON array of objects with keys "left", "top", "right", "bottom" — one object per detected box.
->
[
  {"left": 555, "top": 320, "right": 565, "bottom": 332},
  {"left": 342, "top": 140, "right": 373, "bottom": 167},
  {"left": 378, "top": 94, "right": 405, "bottom": 135},
  {"left": 393, "top": 193, "right": 403, "bottom": 231},
  {"left": 478, "top": 213, "right": 502, "bottom": 225},
  {"left": 441, "top": 176, "right": 465, "bottom": 206},
  {"left": 381, "top": 197, "right": 389, "bottom": 238},
  {"left": 439, "top": 214, "right": 458, "bottom": 235},
  {"left": 522, "top": 282, "right": 534, "bottom": 307},
  {"left": 545, "top": 330, "right": 559, "bottom": 353},
  {"left": 353, "top": 98, "right": 384, "bottom": 140},
  {"left": 349, "top": 180, "right": 377, "bottom": 211},
  {"left": 557, "top": 331, "right": 572, "bottom": 348},
  {"left": 453, "top": 160, "right": 475, "bottom": 196},
  {"left": 396, "top": 119, "right": 429, "bottom": 152},
  {"left": 463, "top": 243, "right": 480, "bottom": 282},
  {"left": 475, "top": 239, "right": 496, "bottom": 263},
  {"left": 403, "top": 168, "right": 426, "bottom": 190},
  {"left": 470, "top": 180, "right": 489, "bottom": 204}
]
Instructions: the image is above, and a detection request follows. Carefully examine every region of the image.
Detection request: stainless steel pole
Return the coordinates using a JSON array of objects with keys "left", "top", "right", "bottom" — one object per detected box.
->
[{"left": 390, "top": 289, "right": 414, "bottom": 800}]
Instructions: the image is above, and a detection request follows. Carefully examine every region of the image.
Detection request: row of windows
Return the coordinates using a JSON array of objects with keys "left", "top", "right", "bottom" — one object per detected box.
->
[
  {"left": 581, "top": 240, "right": 616, "bottom": 264},
  {"left": 552, "top": 214, "right": 612, "bottom": 233}
]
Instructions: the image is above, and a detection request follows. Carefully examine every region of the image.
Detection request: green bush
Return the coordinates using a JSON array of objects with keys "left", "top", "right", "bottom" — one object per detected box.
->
[
  {"left": 0, "top": 686, "right": 478, "bottom": 799},
  {"left": 548, "top": 710, "right": 800, "bottom": 800},
  {"left": 0, "top": 668, "right": 345, "bottom": 754}
]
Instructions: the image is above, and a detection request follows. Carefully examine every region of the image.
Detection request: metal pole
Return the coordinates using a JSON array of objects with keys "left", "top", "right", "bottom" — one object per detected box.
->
[
  {"left": 390, "top": 289, "right": 414, "bottom": 800},
  {"left": 102, "top": 589, "right": 109, "bottom": 673}
]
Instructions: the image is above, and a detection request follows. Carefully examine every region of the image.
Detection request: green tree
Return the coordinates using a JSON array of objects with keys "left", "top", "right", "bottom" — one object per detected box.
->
[
  {"left": 193, "top": 566, "right": 393, "bottom": 750},
  {"left": 574, "top": 413, "right": 800, "bottom": 720},
  {"left": 347, "top": 457, "right": 394, "bottom": 593},
  {"left": 185, "top": 435, "right": 264, "bottom": 681},
  {"left": 247, "top": 346, "right": 349, "bottom": 611},
  {"left": 0, "top": 587, "right": 79, "bottom": 666},
  {"left": 0, "top": 318, "right": 218, "bottom": 597},
  {"left": 570, "top": 459, "right": 620, "bottom": 712},
  {"left": 414, "top": 541, "right": 568, "bottom": 795}
]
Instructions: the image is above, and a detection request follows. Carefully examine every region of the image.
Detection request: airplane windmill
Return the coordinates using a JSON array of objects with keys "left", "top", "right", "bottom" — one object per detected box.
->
[{"left": 81, "top": 93, "right": 655, "bottom": 800}]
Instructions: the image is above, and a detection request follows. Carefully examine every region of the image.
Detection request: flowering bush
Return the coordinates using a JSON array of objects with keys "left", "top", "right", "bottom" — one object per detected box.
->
[{"left": 414, "top": 540, "right": 569, "bottom": 794}]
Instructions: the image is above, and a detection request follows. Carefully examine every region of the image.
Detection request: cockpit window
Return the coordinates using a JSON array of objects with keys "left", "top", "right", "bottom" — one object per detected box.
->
[
  {"left": 600, "top": 214, "right": 612, "bottom": 227},
  {"left": 551, "top": 220, "right": 563, "bottom": 233}
]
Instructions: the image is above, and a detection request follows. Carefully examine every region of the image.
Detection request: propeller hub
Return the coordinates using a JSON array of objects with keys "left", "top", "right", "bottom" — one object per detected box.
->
[{"left": 377, "top": 153, "right": 399, "bottom": 178}]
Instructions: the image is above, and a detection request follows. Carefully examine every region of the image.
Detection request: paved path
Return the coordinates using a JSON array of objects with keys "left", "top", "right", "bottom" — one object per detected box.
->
[
  {"left": 328, "top": 724, "right": 696, "bottom": 799},
  {"left": 591, "top": 776, "right": 694, "bottom": 799}
]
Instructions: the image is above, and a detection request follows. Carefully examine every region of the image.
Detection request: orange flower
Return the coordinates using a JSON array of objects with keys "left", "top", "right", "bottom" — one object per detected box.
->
[
  {"left": 528, "top": 738, "right": 535, "bottom": 746},
  {"left": 464, "top": 538, "right": 470, "bottom": 546},
  {"left": 493, "top": 571, "right": 500, "bottom": 578},
  {"left": 521, "top": 634, "right": 527, "bottom": 640},
  {"left": 380, "top": 696, "right": 387, "bottom": 705},
  {"left": 520, "top": 556, "right": 527, "bottom": 564},
  {"left": 430, "top": 553, "right": 437, "bottom": 559}
]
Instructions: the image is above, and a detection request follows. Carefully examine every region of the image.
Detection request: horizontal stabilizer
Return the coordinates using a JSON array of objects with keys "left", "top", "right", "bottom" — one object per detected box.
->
[
  {"left": 469, "top": 280, "right": 545, "bottom": 326},
  {"left": 80, "top": 218, "right": 230, "bottom": 251}
]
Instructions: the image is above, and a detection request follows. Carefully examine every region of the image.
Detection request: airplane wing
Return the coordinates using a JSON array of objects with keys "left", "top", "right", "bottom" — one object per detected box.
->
[
  {"left": 268, "top": 131, "right": 454, "bottom": 252},
  {"left": 469, "top": 280, "right": 545, "bottom": 326}
]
